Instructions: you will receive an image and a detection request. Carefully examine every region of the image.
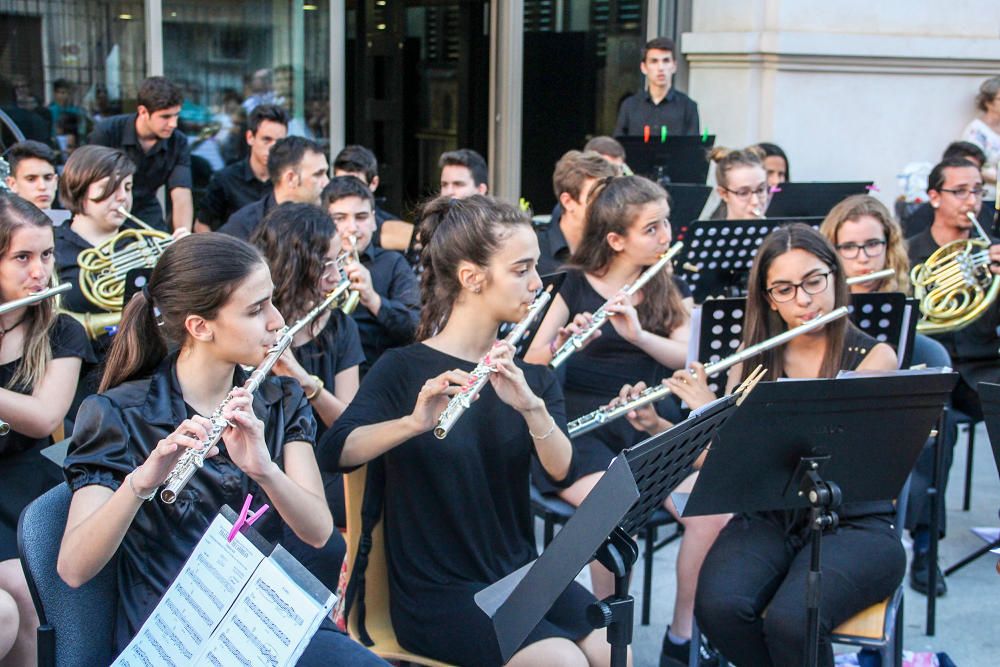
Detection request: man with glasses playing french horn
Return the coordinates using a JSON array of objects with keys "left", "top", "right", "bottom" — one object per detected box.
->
[{"left": 906, "top": 155, "right": 1000, "bottom": 596}]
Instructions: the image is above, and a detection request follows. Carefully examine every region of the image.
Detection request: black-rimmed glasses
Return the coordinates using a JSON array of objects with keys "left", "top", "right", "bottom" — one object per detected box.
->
[
  {"left": 766, "top": 271, "right": 833, "bottom": 303},
  {"left": 939, "top": 187, "right": 986, "bottom": 201},
  {"left": 722, "top": 184, "right": 769, "bottom": 200},
  {"left": 835, "top": 239, "right": 886, "bottom": 259}
]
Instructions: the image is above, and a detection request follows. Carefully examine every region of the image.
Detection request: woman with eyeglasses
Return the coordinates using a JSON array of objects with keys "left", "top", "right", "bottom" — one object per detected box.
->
[
  {"left": 819, "top": 194, "right": 910, "bottom": 294},
  {"left": 682, "top": 223, "right": 901, "bottom": 667},
  {"left": 707, "top": 146, "right": 770, "bottom": 220}
]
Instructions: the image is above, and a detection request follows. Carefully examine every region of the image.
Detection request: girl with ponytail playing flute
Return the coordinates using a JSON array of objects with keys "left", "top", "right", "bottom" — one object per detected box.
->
[
  {"left": 57, "top": 234, "right": 385, "bottom": 665},
  {"left": 690, "top": 224, "right": 901, "bottom": 667},
  {"left": 0, "top": 194, "right": 95, "bottom": 665},
  {"left": 524, "top": 175, "right": 726, "bottom": 666},
  {"left": 321, "top": 195, "right": 618, "bottom": 667}
]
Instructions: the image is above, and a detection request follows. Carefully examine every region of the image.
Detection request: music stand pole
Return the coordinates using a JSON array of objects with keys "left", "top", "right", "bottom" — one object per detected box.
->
[{"left": 586, "top": 528, "right": 638, "bottom": 667}]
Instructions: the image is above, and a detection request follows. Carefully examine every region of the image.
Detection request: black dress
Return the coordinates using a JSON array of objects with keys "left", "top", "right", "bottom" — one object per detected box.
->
[
  {"left": 63, "top": 353, "right": 317, "bottom": 652},
  {"left": 320, "top": 343, "right": 595, "bottom": 666},
  {"left": 0, "top": 315, "right": 95, "bottom": 559},
  {"left": 542, "top": 269, "right": 689, "bottom": 493},
  {"left": 695, "top": 326, "right": 905, "bottom": 667}
]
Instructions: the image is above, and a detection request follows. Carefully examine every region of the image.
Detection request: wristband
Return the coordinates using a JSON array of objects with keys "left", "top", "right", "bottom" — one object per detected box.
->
[
  {"left": 304, "top": 374, "right": 324, "bottom": 400},
  {"left": 529, "top": 416, "right": 557, "bottom": 440}
]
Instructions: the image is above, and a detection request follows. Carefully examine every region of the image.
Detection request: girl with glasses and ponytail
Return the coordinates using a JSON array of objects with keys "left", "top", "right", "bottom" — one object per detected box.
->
[{"left": 58, "top": 234, "right": 385, "bottom": 666}]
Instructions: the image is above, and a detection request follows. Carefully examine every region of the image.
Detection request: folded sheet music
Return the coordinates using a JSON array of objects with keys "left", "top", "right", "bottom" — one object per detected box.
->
[{"left": 113, "top": 508, "right": 335, "bottom": 667}]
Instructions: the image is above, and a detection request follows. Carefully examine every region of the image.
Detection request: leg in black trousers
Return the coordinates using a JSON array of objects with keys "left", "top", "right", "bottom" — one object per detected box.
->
[{"left": 695, "top": 513, "right": 905, "bottom": 667}]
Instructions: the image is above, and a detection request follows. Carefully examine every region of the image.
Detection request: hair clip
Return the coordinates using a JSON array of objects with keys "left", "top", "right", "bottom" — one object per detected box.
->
[
  {"left": 141, "top": 284, "right": 164, "bottom": 327},
  {"left": 865, "top": 184, "right": 881, "bottom": 192}
]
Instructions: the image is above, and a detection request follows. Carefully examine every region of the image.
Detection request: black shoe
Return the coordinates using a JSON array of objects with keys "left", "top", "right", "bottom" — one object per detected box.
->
[
  {"left": 909, "top": 550, "right": 947, "bottom": 597},
  {"left": 659, "top": 628, "right": 720, "bottom": 667}
]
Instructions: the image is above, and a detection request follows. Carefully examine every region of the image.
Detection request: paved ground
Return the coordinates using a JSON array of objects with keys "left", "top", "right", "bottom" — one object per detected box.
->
[{"left": 547, "top": 421, "right": 999, "bottom": 667}]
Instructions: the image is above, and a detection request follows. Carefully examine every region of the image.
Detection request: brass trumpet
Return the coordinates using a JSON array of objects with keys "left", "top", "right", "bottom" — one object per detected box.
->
[
  {"left": 911, "top": 211, "right": 1000, "bottom": 334},
  {"left": 77, "top": 207, "right": 172, "bottom": 312},
  {"left": 337, "top": 235, "right": 362, "bottom": 315}
]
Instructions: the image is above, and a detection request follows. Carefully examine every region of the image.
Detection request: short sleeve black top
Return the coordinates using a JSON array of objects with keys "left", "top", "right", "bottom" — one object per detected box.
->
[
  {"left": 63, "top": 353, "right": 317, "bottom": 650},
  {"left": 293, "top": 310, "right": 365, "bottom": 438},
  {"left": 559, "top": 269, "right": 691, "bottom": 408},
  {"left": 318, "top": 343, "right": 573, "bottom": 624}
]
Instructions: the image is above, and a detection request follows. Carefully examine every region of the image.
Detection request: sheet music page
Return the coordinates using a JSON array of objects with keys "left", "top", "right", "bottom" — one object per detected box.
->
[
  {"left": 113, "top": 515, "right": 264, "bottom": 667},
  {"left": 196, "top": 557, "right": 330, "bottom": 666}
]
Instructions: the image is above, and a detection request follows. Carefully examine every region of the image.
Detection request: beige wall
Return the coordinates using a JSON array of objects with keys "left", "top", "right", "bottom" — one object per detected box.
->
[{"left": 682, "top": 0, "right": 1000, "bottom": 203}]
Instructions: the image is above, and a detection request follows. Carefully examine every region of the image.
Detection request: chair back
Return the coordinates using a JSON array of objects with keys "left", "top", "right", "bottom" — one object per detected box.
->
[{"left": 17, "top": 484, "right": 117, "bottom": 667}]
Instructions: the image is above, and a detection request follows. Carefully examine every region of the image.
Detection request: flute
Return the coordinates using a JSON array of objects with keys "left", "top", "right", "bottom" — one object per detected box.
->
[
  {"left": 845, "top": 268, "right": 894, "bottom": 287},
  {"left": 567, "top": 306, "right": 849, "bottom": 438},
  {"left": 434, "top": 286, "right": 553, "bottom": 439},
  {"left": 159, "top": 280, "right": 351, "bottom": 503},
  {"left": 549, "top": 241, "right": 683, "bottom": 369},
  {"left": 0, "top": 283, "right": 72, "bottom": 436}
]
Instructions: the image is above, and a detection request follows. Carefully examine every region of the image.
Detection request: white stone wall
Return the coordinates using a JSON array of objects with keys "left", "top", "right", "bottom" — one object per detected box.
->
[{"left": 682, "top": 0, "right": 1000, "bottom": 204}]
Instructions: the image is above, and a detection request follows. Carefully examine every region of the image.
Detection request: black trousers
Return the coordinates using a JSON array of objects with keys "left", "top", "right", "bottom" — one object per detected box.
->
[{"left": 694, "top": 511, "right": 905, "bottom": 667}]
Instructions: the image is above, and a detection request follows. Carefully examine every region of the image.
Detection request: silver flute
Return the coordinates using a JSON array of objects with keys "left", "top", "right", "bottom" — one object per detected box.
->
[
  {"left": 845, "top": 268, "right": 894, "bottom": 287},
  {"left": 433, "top": 287, "right": 553, "bottom": 439},
  {"left": 567, "top": 306, "right": 849, "bottom": 438},
  {"left": 549, "top": 241, "right": 684, "bottom": 369},
  {"left": 0, "top": 283, "right": 72, "bottom": 436},
  {"left": 159, "top": 280, "right": 351, "bottom": 503}
]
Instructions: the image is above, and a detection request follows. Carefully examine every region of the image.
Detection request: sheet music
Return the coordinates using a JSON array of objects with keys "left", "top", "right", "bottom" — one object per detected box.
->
[
  {"left": 198, "top": 557, "right": 332, "bottom": 666},
  {"left": 113, "top": 515, "right": 264, "bottom": 667}
]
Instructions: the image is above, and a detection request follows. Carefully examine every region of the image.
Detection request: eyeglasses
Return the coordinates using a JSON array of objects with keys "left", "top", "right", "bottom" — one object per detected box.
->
[
  {"left": 766, "top": 271, "right": 833, "bottom": 303},
  {"left": 939, "top": 187, "right": 986, "bottom": 201},
  {"left": 722, "top": 184, "right": 769, "bottom": 200},
  {"left": 834, "top": 239, "right": 886, "bottom": 259}
]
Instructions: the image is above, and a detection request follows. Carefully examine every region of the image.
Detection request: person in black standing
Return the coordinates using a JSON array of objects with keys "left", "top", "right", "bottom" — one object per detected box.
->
[
  {"left": 217, "top": 136, "right": 330, "bottom": 240},
  {"left": 322, "top": 176, "right": 419, "bottom": 374},
  {"left": 194, "top": 104, "right": 289, "bottom": 232},
  {"left": 332, "top": 144, "right": 402, "bottom": 245},
  {"left": 320, "top": 194, "right": 616, "bottom": 666},
  {"left": 905, "top": 157, "right": 1000, "bottom": 596},
  {"left": 614, "top": 37, "right": 700, "bottom": 138},
  {"left": 88, "top": 77, "right": 193, "bottom": 232}
]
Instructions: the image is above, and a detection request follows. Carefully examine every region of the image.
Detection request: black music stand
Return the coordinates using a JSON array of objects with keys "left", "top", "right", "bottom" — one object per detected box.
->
[
  {"left": 848, "top": 291, "right": 917, "bottom": 369},
  {"left": 665, "top": 184, "right": 712, "bottom": 242},
  {"left": 685, "top": 370, "right": 957, "bottom": 667},
  {"left": 475, "top": 392, "right": 744, "bottom": 667},
  {"left": 616, "top": 135, "right": 715, "bottom": 184},
  {"left": 944, "top": 382, "right": 1000, "bottom": 576},
  {"left": 686, "top": 297, "right": 745, "bottom": 394},
  {"left": 765, "top": 182, "right": 873, "bottom": 218},
  {"left": 677, "top": 217, "right": 824, "bottom": 301}
]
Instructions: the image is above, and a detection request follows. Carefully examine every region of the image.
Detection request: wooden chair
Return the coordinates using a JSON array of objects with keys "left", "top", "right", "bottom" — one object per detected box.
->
[
  {"left": 343, "top": 466, "right": 454, "bottom": 667},
  {"left": 379, "top": 220, "right": 416, "bottom": 253}
]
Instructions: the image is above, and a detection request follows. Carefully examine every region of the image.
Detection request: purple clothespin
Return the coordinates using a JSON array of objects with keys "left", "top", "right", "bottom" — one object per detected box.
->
[
  {"left": 227, "top": 493, "right": 270, "bottom": 542},
  {"left": 865, "top": 184, "right": 880, "bottom": 192},
  {"left": 770, "top": 186, "right": 782, "bottom": 194}
]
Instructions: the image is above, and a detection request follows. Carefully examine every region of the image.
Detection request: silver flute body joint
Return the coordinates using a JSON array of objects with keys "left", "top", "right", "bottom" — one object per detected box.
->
[
  {"left": 434, "top": 289, "right": 553, "bottom": 439},
  {"left": 567, "top": 306, "right": 849, "bottom": 438},
  {"left": 159, "top": 282, "right": 350, "bottom": 503},
  {"left": 549, "top": 242, "right": 683, "bottom": 369}
]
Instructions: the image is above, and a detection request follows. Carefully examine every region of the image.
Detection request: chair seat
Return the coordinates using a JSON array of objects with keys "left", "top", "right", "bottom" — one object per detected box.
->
[
  {"left": 530, "top": 485, "right": 673, "bottom": 526},
  {"left": 831, "top": 598, "right": 890, "bottom": 640}
]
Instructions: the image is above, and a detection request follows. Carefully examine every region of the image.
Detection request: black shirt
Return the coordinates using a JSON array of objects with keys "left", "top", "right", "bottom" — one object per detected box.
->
[
  {"left": 63, "top": 353, "right": 316, "bottom": 651},
  {"left": 216, "top": 192, "right": 278, "bottom": 240},
  {"left": 54, "top": 221, "right": 142, "bottom": 315},
  {"left": 197, "top": 159, "right": 272, "bottom": 231},
  {"left": 88, "top": 113, "right": 192, "bottom": 230},
  {"left": 535, "top": 212, "right": 570, "bottom": 276},
  {"left": 351, "top": 244, "right": 420, "bottom": 372},
  {"left": 0, "top": 315, "right": 95, "bottom": 559},
  {"left": 614, "top": 88, "right": 700, "bottom": 137},
  {"left": 294, "top": 311, "right": 365, "bottom": 440}
]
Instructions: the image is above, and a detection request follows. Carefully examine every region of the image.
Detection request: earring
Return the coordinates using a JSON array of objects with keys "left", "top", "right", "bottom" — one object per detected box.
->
[{"left": 474, "top": 285, "right": 482, "bottom": 294}]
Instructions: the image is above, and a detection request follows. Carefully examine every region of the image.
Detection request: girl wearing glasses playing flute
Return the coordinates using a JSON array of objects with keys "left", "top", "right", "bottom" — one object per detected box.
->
[
  {"left": 706, "top": 146, "right": 771, "bottom": 220},
  {"left": 820, "top": 194, "right": 910, "bottom": 294},
  {"left": 321, "top": 195, "right": 615, "bottom": 667}
]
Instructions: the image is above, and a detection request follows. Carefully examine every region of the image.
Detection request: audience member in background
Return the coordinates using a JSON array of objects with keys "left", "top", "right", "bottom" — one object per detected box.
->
[
  {"left": 536, "top": 150, "right": 617, "bottom": 275},
  {"left": 195, "top": 104, "right": 288, "bottom": 232},
  {"left": 439, "top": 148, "right": 488, "bottom": 198},
  {"left": 614, "top": 37, "right": 699, "bottom": 138},
  {"left": 88, "top": 76, "right": 193, "bottom": 232},
  {"left": 755, "top": 142, "right": 790, "bottom": 190},
  {"left": 707, "top": 146, "right": 769, "bottom": 220},
  {"left": 4, "top": 141, "right": 59, "bottom": 211},
  {"left": 322, "top": 177, "right": 419, "bottom": 374},
  {"left": 218, "top": 136, "right": 329, "bottom": 240},
  {"left": 332, "top": 144, "right": 402, "bottom": 246},
  {"left": 962, "top": 75, "right": 1000, "bottom": 198}
]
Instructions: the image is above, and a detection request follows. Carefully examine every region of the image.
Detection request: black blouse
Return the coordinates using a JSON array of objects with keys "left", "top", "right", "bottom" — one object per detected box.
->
[
  {"left": 0, "top": 315, "right": 95, "bottom": 559},
  {"left": 54, "top": 220, "right": 144, "bottom": 315},
  {"left": 319, "top": 344, "right": 573, "bottom": 627},
  {"left": 63, "top": 353, "right": 317, "bottom": 651}
]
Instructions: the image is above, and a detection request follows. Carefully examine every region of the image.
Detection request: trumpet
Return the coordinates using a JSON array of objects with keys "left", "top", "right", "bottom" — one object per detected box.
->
[
  {"left": 911, "top": 211, "right": 1000, "bottom": 334},
  {"left": 846, "top": 268, "right": 895, "bottom": 288},
  {"left": 76, "top": 207, "right": 172, "bottom": 311},
  {"left": 550, "top": 241, "right": 683, "bottom": 369},
  {"left": 567, "top": 306, "right": 849, "bottom": 438},
  {"left": 338, "top": 235, "right": 362, "bottom": 315},
  {"left": 0, "top": 283, "right": 73, "bottom": 436},
  {"left": 159, "top": 280, "right": 351, "bottom": 503},
  {"left": 434, "top": 286, "right": 553, "bottom": 439}
]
